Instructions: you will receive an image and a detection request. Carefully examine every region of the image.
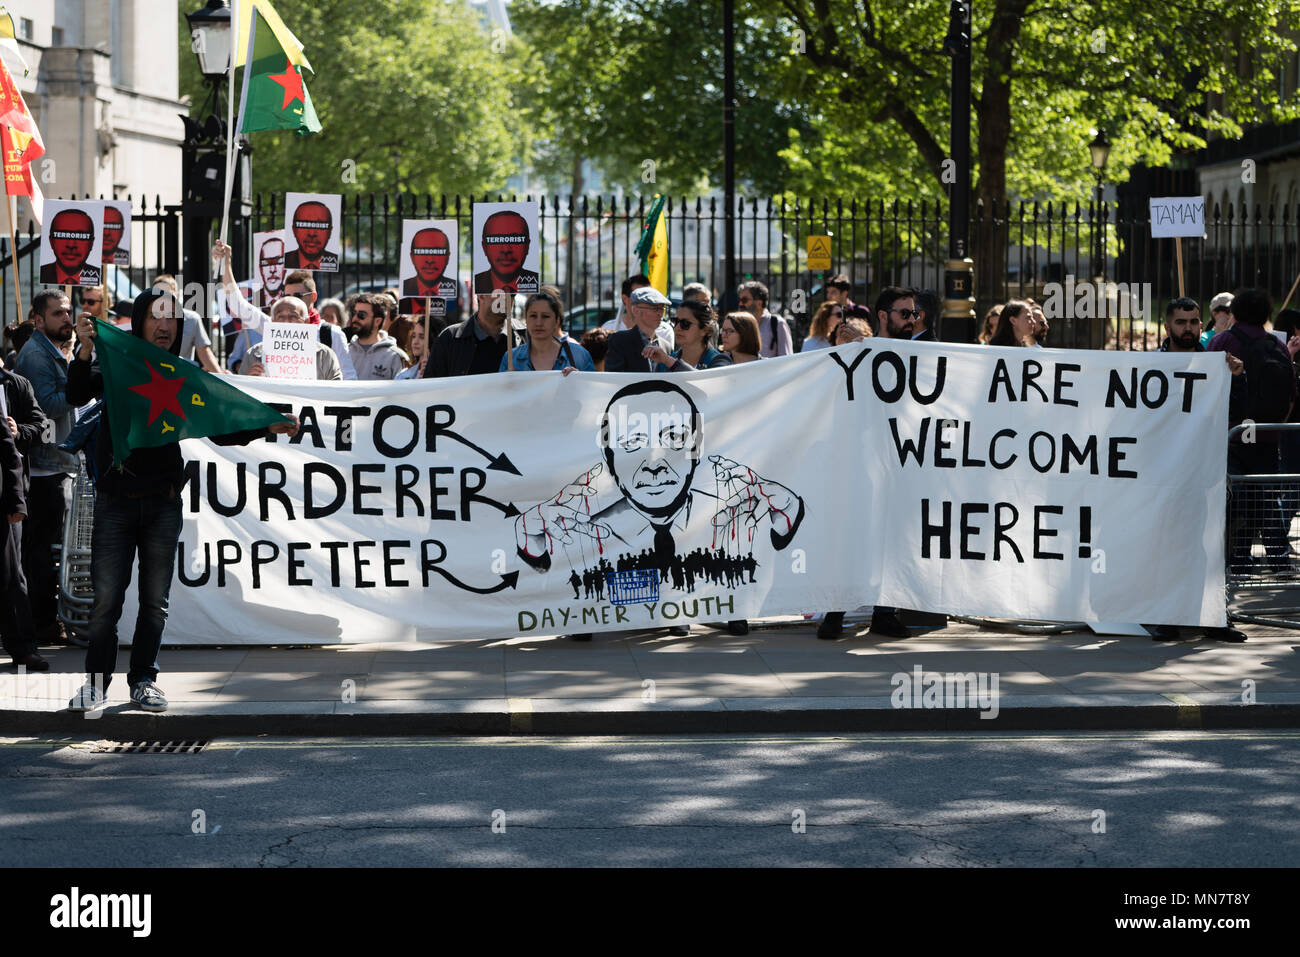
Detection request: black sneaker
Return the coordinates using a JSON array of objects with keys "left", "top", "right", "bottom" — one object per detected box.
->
[
  {"left": 1206, "top": 626, "right": 1248, "bottom": 643},
  {"left": 817, "top": 612, "right": 845, "bottom": 640},
  {"left": 566, "top": 633, "right": 593, "bottom": 642},
  {"left": 1146, "top": 624, "right": 1182, "bottom": 641},
  {"left": 667, "top": 625, "right": 690, "bottom": 636},
  {"left": 129, "top": 680, "right": 168, "bottom": 712},
  {"left": 725, "top": 619, "right": 749, "bottom": 636},
  {"left": 869, "top": 609, "right": 910, "bottom": 639}
]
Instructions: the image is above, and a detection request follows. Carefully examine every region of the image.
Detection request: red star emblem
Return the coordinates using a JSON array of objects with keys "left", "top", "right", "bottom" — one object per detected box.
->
[
  {"left": 129, "top": 362, "right": 186, "bottom": 427},
  {"left": 268, "top": 58, "right": 305, "bottom": 110}
]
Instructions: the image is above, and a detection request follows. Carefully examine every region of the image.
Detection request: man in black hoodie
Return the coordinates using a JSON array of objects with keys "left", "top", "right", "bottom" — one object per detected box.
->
[{"left": 65, "top": 291, "right": 299, "bottom": 713}]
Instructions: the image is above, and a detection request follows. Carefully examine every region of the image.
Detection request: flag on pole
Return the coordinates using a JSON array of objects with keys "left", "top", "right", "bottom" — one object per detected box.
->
[
  {"left": 0, "top": 53, "right": 43, "bottom": 223},
  {"left": 93, "top": 319, "right": 287, "bottom": 466},
  {"left": 635, "top": 194, "right": 669, "bottom": 295},
  {"left": 0, "top": 5, "right": 30, "bottom": 77},
  {"left": 236, "top": 5, "right": 321, "bottom": 136},
  {"left": 233, "top": 0, "right": 310, "bottom": 71}
]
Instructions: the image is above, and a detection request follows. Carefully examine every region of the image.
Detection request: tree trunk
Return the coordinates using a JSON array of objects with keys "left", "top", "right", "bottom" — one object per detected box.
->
[{"left": 972, "top": 0, "right": 1030, "bottom": 324}]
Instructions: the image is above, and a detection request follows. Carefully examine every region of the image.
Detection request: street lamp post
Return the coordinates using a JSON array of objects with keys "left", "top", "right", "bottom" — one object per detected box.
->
[
  {"left": 1089, "top": 128, "right": 1111, "bottom": 281},
  {"left": 182, "top": 0, "right": 234, "bottom": 300}
]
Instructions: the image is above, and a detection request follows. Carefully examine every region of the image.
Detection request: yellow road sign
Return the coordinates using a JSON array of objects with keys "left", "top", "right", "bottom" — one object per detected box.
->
[{"left": 806, "top": 235, "right": 831, "bottom": 271}]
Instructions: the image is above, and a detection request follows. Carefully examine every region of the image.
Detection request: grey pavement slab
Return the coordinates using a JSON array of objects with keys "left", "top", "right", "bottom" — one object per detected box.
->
[{"left": 4, "top": 621, "right": 1300, "bottom": 734}]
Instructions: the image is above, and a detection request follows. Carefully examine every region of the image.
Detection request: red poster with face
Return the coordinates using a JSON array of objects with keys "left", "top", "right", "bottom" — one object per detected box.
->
[
  {"left": 282, "top": 192, "right": 342, "bottom": 272},
  {"left": 400, "top": 219, "right": 459, "bottom": 301},
  {"left": 472, "top": 201, "right": 539, "bottom": 295},
  {"left": 40, "top": 200, "right": 103, "bottom": 287}
]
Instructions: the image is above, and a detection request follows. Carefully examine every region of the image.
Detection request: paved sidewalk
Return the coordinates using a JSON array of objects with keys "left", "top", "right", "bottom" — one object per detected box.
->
[{"left": 2, "top": 617, "right": 1298, "bottom": 735}]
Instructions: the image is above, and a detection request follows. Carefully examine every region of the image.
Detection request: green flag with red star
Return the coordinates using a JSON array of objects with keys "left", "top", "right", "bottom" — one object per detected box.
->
[
  {"left": 93, "top": 319, "right": 287, "bottom": 466},
  {"left": 235, "top": 5, "right": 320, "bottom": 136}
]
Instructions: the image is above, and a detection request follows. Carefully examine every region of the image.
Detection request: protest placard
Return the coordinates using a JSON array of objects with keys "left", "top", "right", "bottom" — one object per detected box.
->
[
  {"left": 283, "top": 192, "right": 342, "bottom": 272},
  {"left": 262, "top": 321, "right": 319, "bottom": 380},
  {"left": 472, "top": 201, "right": 539, "bottom": 295},
  {"left": 40, "top": 200, "right": 103, "bottom": 287}
]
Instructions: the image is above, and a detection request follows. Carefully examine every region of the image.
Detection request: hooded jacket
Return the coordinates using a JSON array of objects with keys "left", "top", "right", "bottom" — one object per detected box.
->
[
  {"left": 67, "top": 291, "right": 274, "bottom": 497},
  {"left": 348, "top": 331, "right": 408, "bottom": 380}
]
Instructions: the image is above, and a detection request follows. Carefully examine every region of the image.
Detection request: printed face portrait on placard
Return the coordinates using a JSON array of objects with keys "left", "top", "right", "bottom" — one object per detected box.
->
[
  {"left": 472, "top": 201, "right": 539, "bottom": 295},
  {"left": 100, "top": 200, "right": 131, "bottom": 266},
  {"left": 254, "top": 229, "right": 287, "bottom": 303},
  {"left": 400, "top": 219, "right": 458, "bottom": 300},
  {"left": 282, "top": 192, "right": 342, "bottom": 272},
  {"left": 40, "top": 200, "right": 103, "bottom": 287}
]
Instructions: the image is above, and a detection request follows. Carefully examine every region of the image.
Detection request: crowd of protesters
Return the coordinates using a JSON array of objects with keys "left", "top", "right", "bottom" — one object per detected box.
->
[{"left": 3, "top": 246, "right": 1293, "bottom": 704}]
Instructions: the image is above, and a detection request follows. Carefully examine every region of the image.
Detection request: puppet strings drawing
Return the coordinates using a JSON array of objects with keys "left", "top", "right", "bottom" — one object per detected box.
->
[{"left": 514, "top": 380, "right": 806, "bottom": 597}]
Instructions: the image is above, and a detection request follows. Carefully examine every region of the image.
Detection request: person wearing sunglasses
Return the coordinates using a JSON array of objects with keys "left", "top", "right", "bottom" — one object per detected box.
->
[
  {"left": 78, "top": 285, "right": 109, "bottom": 323},
  {"left": 874, "top": 286, "right": 919, "bottom": 339},
  {"left": 802, "top": 301, "right": 844, "bottom": 351},
  {"left": 643, "top": 300, "right": 731, "bottom": 372}
]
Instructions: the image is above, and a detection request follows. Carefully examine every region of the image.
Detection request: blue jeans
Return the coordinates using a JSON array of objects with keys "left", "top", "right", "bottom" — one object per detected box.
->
[{"left": 83, "top": 490, "right": 183, "bottom": 690}]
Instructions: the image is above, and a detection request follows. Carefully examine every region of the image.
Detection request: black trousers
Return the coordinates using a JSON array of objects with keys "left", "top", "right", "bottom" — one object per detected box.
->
[
  {"left": 20, "top": 473, "right": 70, "bottom": 627},
  {"left": 0, "top": 520, "right": 36, "bottom": 659}
]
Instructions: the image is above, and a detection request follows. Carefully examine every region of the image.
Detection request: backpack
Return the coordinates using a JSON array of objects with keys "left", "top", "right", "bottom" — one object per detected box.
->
[{"left": 1230, "top": 326, "right": 1296, "bottom": 424}]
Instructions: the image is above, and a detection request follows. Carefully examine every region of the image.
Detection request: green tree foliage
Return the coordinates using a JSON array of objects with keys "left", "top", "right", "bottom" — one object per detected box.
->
[
  {"left": 178, "top": 0, "right": 531, "bottom": 196},
  {"left": 771, "top": 0, "right": 1300, "bottom": 205},
  {"left": 512, "top": 0, "right": 811, "bottom": 197}
]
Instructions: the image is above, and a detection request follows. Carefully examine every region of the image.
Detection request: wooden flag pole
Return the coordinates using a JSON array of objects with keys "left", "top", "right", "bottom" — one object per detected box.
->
[
  {"left": 1175, "top": 237, "right": 1185, "bottom": 298},
  {"left": 506, "top": 289, "right": 515, "bottom": 370},
  {"left": 4, "top": 196, "right": 22, "bottom": 324},
  {"left": 1280, "top": 270, "right": 1300, "bottom": 314},
  {"left": 423, "top": 297, "right": 431, "bottom": 376}
]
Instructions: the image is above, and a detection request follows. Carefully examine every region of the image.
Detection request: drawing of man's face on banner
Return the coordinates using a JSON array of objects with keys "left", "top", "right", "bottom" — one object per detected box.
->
[
  {"left": 255, "top": 230, "right": 286, "bottom": 300},
  {"left": 40, "top": 200, "right": 103, "bottom": 287},
  {"left": 100, "top": 201, "right": 130, "bottom": 266},
  {"left": 472, "top": 201, "right": 539, "bottom": 295},
  {"left": 282, "top": 192, "right": 342, "bottom": 272},
  {"left": 602, "top": 382, "right": 702, "bottom": 519},
  {"left": 400, "top": 219, "right": 459, "bottom": 299}
]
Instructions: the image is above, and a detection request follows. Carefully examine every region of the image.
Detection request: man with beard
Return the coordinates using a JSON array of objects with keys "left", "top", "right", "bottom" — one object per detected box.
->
[
  {"left": 285, "top": 200, "right": 338, "bottom": 270},
  {"left": 40, "top": 208, "right": 101, "bottom": 286},
  {"left": 474, "top": 210, "right": 538, "bottom": 294},
  {"left": 100, "top": 205, "right": 126, "bottom": 266},
  {"left": 14, "top": 292, "right": 80, "bottom": 644},
  {"left": 738, "top": 281, "right": 792, "bottom": 357},
  {"left": 66, "top": 293, "right": 300, "bottom": 712},
  {"left": 403, "top": 227, "right": 457, "bottom": 299},
  {"left": 346, "top": 293, "right": 407, "bottom": 380}
]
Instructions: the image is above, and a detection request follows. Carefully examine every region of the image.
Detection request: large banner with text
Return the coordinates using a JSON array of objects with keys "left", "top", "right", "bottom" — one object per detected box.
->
[{"left": 141, "top": 340, "right": 1229, "bottom": 643}]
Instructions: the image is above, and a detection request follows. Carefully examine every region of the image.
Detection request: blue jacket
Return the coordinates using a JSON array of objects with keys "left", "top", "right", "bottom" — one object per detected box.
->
[
  {"left": 500, "top": 338, "right": 595, "bottom": 372},
  {"left": 14, "top": 330, "right": 78, "bottom": 474},
  {"left": 657, "top": 346, "right": 732, "bottom": 373}
]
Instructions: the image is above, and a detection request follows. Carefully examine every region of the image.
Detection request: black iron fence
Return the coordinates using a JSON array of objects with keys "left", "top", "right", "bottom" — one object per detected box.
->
[{"left": 6, "top": 193, "right": 1299, "bottom": 352}]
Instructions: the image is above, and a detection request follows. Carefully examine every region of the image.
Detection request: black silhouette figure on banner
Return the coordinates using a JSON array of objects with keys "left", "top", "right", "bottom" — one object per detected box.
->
[
  {"left": 285, "top": 201, "right": 339, "bottom": 271},
  {"left": 41, "top": 209, "right": 101, "bottom": 286},
  {"left": 514, "top": 379, "right": 805, "bottom": 596},
  {"left": 474, "top": 210, "right": 539, "bottom": 294}
]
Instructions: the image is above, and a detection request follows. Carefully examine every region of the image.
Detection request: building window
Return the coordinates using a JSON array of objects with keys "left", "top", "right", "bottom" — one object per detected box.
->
[
  {"left": 18, "top": 18, "right": 32, "bottom": 40},
  {"left": 51, "top": 26, "right": 64, "bottom": 46}
]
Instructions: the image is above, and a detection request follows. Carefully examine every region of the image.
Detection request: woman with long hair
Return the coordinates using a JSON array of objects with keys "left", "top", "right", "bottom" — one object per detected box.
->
[
  {"left": 988, "top": 300, "right": 1037, "bottom": 347},
  {"left": 499, "top": 289, "right": 594, "bottom": 373},
  {"left": 802, "top": 300, "right": 845, "bottom": 351},
  {"left": 719, "top": 311, "right": 762, "bottom": 363}
]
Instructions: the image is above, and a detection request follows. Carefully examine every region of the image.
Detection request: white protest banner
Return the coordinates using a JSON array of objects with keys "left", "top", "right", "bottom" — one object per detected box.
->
[
  {"left": 1149, "top": 196, "right": 1205, "bottom": 238},
  {"left": 136, "top": 341, "right": 1228, "bottom": 644},
  {"left": 262, "top": 321, "right": 319, "bottom": 380}
]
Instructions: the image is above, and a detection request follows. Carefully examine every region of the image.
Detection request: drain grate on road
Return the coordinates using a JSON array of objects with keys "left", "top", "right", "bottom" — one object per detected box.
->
[{"left": 90, "top": 740, "right": 210, "bottom": 754}]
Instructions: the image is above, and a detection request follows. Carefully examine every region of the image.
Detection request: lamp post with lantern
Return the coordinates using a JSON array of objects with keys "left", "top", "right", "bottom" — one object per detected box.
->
[{"left": 1089, "top": 128, "right": 1111, "bottom": 281}]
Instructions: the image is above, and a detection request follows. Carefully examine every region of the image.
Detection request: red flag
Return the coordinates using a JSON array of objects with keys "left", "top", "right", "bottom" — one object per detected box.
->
[{"left": 0, "top": 55, "right": 44, "bottom": 221}]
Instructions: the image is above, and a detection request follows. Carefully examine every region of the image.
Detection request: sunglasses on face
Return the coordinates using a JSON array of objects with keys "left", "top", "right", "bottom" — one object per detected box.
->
[
  {"left": 891, "top": 308, "right": 918, "bottom": 319},
  {"left": 352, "top": 310, "right": 373, "bottom": 320},
  {"left": 674, "top": 318, "right": 697, "bottom": 329},
  {"left": 82, "top": 297, "right": 103, "bottom": 306}
]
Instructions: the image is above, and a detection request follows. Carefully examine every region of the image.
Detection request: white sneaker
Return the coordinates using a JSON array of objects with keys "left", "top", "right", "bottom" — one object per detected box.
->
[
  {"left": 129, "top": 680, "right": 168, "bottom": 713},
  {"left": 68, "top": 683, "right": 105, "bottom": 712}
]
